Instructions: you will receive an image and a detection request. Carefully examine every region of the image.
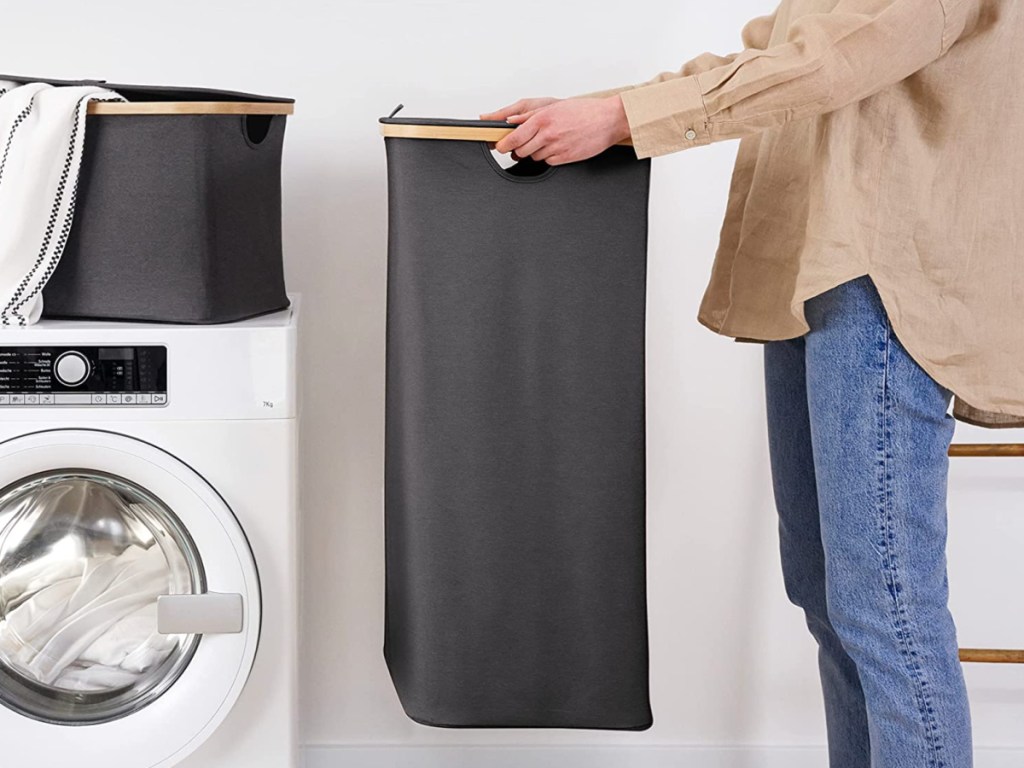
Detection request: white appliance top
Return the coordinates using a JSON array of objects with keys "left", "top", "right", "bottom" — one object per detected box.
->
[
  {"left": 4, "top": 296, "right": 299, "bottom": 334},
  {"left": 0, "top": 295, "right": 299, "bottom": 422}
]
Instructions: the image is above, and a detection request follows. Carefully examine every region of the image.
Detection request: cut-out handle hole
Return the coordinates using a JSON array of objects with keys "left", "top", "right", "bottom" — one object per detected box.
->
[
  {"left": 245, "top": 114, "right": 273, "bottom": 145},
  {"left": 489, "top": 148, "right": 551, "bottom": 178}
]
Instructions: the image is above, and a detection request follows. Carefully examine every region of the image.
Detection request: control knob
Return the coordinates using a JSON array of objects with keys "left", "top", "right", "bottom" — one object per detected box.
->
[{"left": 54, "top": 351, "right": 90, "bottom": 387}]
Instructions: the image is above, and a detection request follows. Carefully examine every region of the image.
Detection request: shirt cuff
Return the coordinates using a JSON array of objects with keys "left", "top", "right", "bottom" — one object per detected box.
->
[{"left": 618, "top": 75, "right": 711, "bottom": 159}]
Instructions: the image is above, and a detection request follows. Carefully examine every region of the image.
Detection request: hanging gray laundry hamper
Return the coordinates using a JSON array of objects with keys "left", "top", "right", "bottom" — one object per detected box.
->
[
  {"left": 0, "top": 74, "right": 294, "bottom": 324},
  {"left": 381, "top": 114, "right": 653, "bottom": 730}
]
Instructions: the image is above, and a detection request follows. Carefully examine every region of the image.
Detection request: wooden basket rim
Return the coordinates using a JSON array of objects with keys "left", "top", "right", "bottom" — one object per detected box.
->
[{"left": 87, "top": 102, "right": 294, "bottom": 116}]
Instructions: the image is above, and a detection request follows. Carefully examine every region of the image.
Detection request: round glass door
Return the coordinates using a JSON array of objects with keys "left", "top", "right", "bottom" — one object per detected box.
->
[{"left": 0, "top": 470, "right": 204, "bottom": 725}]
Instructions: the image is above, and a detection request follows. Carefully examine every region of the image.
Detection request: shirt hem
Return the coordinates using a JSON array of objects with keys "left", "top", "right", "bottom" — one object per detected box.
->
[{"left": 697, "top": 274, "right": 1024, "bottom": 430}]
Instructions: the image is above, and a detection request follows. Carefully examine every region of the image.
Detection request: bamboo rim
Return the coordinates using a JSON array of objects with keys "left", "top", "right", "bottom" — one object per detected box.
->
[
  {"left": 380, "top": 122, "right": 633, "bottom": 146},
  {"left": 87, "top": 102, "right": 294, "bottom": 116}
]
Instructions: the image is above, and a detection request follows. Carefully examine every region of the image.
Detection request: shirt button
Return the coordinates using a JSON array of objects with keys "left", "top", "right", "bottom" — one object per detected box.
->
[{"left": 685, "top": 129, "right": 698, "bottom": 141}]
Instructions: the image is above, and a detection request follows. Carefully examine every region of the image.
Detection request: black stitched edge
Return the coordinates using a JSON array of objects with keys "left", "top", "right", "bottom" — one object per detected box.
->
[
  {"left": 2, "top": 96, "right": 84, "bottom": 325},
  {"left": 0, "top": 90, "right": 125, "bottom": 325},
  {"left": 0, "top": 90, "right": 40, "bottom": 192}
]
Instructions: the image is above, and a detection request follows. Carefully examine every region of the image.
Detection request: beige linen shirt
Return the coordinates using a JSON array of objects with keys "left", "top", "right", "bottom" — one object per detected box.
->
[{"left": 581, "top": 0, "right": 1022, "bottom": 428}]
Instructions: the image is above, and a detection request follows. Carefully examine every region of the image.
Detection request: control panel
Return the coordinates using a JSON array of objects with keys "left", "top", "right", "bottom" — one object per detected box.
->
[{"left": 0, "top": 346, "right": 167, "bottom": 406}]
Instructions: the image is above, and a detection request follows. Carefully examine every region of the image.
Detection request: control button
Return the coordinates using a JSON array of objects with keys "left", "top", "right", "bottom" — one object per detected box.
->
[
  {"left": 10, "top": 395, "right": 24, "bottom": 404},
  {"left": 0, "top": 395, "right": 9, "bottom": 405},
  {"left": 25, "top": 395, "right": 39, "bottom": 404},
  {"left": 54, "top": 351, "right": 90, "bottom": 387},
  {"left": 92, "top": 394, "right": 105, "bottom": 404},
  {"left": 122, "top": 394, "right": 135, "bottom": 404},
  {"left": 152, "top": 394, "right": 167, "bottom": 405},
  {"left": 137, "top": 394, "right": 152, "bottom": 404},
  {"left": 40, "top": 394, "right": 54, "bottom": 404},
  {"left": 107, "top": 394, "right": 122, "bottom": 404}
]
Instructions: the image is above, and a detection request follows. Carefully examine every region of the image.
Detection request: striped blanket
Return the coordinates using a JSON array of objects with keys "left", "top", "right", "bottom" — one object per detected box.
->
[{"left": 0, "top": 80, "right": 122, "bottom": 326}]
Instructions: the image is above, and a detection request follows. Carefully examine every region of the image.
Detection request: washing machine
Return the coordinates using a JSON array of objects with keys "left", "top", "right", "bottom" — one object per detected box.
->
[{"left": 0, "top": 299, "right": 299, "bottom": 768}]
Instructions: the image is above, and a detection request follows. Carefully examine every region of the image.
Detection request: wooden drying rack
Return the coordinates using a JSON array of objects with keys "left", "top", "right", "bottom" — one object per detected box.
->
[
  {"left": 86, "top": 102, "right": 294, "bottom": 116},
  {"left": 949, "top": 443, "right": 1024, "bottom": 664}
]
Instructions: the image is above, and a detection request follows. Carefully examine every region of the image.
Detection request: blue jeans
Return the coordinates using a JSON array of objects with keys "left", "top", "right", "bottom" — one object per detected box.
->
[{"left": 764, "top": 275, "right": 973, "bottom": 767}]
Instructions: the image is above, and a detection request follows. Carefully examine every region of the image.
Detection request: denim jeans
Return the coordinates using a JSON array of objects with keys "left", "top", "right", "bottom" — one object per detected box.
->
[{"left": 763, "top": 275, "right": 973, "bottom": 767}]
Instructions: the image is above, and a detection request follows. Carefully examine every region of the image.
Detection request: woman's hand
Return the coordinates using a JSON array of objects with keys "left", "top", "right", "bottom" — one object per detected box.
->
[{"left": 487, "top": 97, "right": 631, "bottom": 166}]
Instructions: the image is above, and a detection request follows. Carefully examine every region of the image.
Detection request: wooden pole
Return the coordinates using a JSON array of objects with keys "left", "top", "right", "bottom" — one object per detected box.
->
[
  {"left": 949, "top": 443, "right": 1024, "bottom": 457},
  {"left": 959, "top": 648, "right": 1024, "bottom": 664}
]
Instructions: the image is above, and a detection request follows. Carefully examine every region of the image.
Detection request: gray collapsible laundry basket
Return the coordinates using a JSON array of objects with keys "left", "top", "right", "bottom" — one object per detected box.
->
[
  {"left": 1, "top": 74, "right": 294, "bottom": 324},
  {"left": 381, "top": 114, "right": 653, "bottom": 730}
]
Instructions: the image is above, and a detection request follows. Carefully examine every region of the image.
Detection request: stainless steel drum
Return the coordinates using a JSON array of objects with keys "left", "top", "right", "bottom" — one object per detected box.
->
[{"left": 0, "top": 472, "right": 203, "bottom": 724}]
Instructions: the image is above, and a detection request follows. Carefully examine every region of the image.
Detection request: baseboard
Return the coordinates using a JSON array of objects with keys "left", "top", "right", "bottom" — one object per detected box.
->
[{"left": 303, "top": 744, "right": 1024, "bottom": 768}]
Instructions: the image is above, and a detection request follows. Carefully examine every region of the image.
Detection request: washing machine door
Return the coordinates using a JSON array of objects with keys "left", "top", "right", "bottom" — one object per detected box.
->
[{"left": 0, "top": 429, "right": 261, "bottom": 768}]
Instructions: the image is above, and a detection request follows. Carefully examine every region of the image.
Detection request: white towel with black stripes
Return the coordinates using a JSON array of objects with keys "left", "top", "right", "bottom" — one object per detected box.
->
[{"left": 0, "top": 80, "right": 122, "bottom": 326}]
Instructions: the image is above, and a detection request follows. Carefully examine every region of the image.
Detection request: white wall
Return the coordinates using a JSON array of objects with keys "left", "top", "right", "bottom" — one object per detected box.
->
[{"left": 8, "top": 0, "right": 1024, "bottom": 762}]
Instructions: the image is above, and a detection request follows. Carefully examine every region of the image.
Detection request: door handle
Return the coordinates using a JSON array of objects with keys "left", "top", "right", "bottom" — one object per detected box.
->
[{"left": 157, "top": 592, "right": 244, "bottom": 635}]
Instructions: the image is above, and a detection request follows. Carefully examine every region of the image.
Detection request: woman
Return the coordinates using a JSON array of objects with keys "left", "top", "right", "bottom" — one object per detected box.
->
[{"left": 483, "top": 1, "right": 1019, "bottom": 765}]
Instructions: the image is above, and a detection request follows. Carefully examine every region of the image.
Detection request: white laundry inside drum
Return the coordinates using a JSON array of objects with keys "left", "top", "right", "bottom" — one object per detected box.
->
[{"left": 0, "top": 473, "right": 204, "bottom": 724}]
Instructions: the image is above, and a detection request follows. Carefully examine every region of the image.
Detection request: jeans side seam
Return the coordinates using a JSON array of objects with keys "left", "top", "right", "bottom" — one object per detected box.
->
[{"left": 878, "top": 316, "right": 946, "bottom": 767}]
